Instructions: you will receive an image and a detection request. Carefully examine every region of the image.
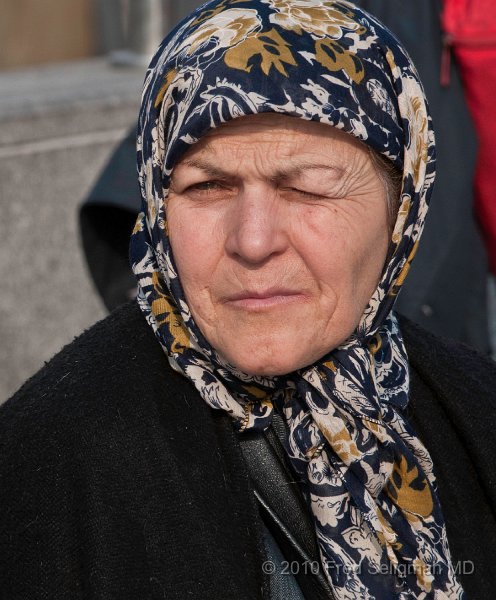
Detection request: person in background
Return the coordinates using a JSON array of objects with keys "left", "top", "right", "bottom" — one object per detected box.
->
[
  {"left": 441, "top": 0, "right": 496, "bottom": 275},
  {"left": 80, "top": 128, "right": 139, "bottom": 309},
  {"left": 3, "top": 2, "right": 496, "bottom": 598},
  {"left": 80, "top": 0, "right": 490, "bottom": 353}
]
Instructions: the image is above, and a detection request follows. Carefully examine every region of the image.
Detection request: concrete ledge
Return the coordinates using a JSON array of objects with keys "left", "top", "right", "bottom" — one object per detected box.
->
[
  {"left": 0, "top": 58, "right": 143, "bottom": 145},
  {"left": 0, "top": 59, "right": 143, "bottom": 402}
]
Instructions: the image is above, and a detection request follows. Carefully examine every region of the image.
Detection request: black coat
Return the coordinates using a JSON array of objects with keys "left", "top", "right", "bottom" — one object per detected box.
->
[{"left": 1, "top": 302, "right": 495, "bottom": 599}]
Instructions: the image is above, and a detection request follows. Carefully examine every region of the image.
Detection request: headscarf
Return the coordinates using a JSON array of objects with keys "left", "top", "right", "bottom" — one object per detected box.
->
[{"left": 130, "top": 1, "right": 463, "bottom": 597}]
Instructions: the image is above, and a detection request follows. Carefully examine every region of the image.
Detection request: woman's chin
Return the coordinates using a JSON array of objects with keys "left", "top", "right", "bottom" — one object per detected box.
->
[
  {"left": 218, "top": 343, "right": 321, "bottom": 377},
  {"left": 230, "top": 358, "right": 298, "bottom": 377}
]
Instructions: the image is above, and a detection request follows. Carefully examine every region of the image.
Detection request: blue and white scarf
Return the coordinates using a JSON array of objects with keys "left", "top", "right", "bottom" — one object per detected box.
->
[{"left": 130, "top": 1, "right": 463, "bottom": 597}]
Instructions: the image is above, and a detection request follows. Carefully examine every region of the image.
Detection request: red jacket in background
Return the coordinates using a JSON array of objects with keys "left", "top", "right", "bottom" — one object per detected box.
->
[{"left": 442, "top": 0, "right": 496, "bottom": 273}]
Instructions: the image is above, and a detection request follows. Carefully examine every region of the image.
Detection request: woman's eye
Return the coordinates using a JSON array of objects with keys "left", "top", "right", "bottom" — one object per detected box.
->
[
  {"left": 285, "top": 187, "right": 322, "bottom": 199},
  {"left": 187, "top": 181, "right": 223, "bottom": 193}
]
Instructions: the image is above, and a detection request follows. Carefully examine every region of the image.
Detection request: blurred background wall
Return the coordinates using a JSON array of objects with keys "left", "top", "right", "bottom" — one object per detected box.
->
[
  {"left": 0, "top": 0, "right": 203, "bottom": 402},
  {"left": 0, "top": 0, "right": 96, "bottom": 69}
]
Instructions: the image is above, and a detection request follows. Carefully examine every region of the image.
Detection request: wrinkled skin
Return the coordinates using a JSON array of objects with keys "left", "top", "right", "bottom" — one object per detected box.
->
[{"left": 168, "top": 114, "right": 389, "bottom": 375}]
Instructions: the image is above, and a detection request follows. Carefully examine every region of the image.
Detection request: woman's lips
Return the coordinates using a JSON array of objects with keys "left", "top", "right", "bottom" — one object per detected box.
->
[{"left": 223, "top": 289, "right": 308, "bottom": 310}]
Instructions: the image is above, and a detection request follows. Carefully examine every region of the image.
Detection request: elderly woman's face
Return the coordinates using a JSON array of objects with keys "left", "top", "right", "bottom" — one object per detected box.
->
[{"left": 168, "top": 114, "right": 390, "bottom": 375}]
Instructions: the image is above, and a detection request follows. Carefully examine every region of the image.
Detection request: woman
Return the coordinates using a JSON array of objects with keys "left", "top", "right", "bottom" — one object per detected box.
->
[{"left": 1, "top": 1, "right": 496, "bottom": 599}]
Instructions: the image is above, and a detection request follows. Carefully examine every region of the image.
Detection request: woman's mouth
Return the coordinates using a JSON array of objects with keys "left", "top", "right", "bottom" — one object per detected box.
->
[{"left": 223, "top": 289, "right": 308, "bottom": 310}]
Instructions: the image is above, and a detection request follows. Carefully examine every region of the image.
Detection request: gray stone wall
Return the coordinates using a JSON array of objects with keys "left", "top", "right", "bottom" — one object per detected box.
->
[{"left": 0, "top": 59, "right": 143, "bottom": 402}]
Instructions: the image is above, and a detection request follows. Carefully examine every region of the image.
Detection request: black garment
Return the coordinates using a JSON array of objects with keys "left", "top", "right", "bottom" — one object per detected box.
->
[{"left": 1, "top": 302, "right": 495, "bottom": 599}]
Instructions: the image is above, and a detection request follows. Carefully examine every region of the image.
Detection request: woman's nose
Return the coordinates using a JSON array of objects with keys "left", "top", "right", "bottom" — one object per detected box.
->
[{"left": 224, "top": 185, "right": 289, "bottom": 265}]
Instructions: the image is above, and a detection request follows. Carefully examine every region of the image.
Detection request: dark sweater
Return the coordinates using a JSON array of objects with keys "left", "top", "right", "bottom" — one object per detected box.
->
[{"left": 1, "top": 302, "right": 495, "bottom": 599}]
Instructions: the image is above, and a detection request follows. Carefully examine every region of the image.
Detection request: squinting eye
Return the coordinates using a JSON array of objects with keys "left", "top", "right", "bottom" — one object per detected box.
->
[{"left": 286, "top": 187, "right": 322, "bottom": 199}]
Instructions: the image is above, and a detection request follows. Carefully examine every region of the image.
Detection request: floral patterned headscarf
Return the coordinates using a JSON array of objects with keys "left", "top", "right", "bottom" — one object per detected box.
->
[{"left": 130, "top": 1, "right": 463, "bottom": 597}]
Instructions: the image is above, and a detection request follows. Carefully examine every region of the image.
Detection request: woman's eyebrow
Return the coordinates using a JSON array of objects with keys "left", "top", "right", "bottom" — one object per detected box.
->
[
  {"left": 181, "top": 158, "right": 346, "bottom": 181},
  {"left": 181, "top": 158, "right": 231, "bottom": 179},
  {"left": 270, "top": 162, "right": 346, "bottom": 183}
]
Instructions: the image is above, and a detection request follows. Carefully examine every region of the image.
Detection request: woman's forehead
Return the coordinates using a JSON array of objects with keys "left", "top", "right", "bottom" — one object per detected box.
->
[{"left": 178, "top": 113, "right": 368, "bottom": 162}]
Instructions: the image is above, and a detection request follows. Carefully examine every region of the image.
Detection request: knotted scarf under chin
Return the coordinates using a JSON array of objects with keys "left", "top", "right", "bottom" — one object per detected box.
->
[{"left": 189, "top": 312, "right": 448, "bottom": 598}]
